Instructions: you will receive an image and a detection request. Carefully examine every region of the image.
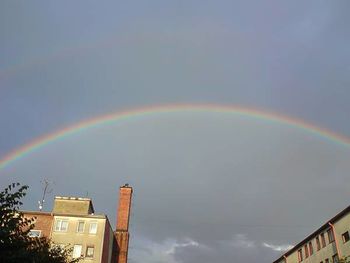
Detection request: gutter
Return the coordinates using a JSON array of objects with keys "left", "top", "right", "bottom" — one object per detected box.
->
[{"left": 328, "top": 222, "right": 341, "bottom": 259}]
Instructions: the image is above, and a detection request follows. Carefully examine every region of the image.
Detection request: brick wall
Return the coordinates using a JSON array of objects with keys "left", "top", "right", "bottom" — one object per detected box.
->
[
  {"left": 23, "top": 212, "right": 53, "bottom": 238},
  {"left": 115, "top": 185, "right": 133, "bottom": 263}
]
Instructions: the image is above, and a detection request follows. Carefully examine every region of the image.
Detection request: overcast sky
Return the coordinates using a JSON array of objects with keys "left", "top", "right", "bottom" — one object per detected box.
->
[{"left": 1, "top": 1, "right": 350, "bottom": 263}]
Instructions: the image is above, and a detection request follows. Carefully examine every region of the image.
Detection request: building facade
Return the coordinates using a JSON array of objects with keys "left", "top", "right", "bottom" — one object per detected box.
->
[
  {"left": 274, "top": 206, "right": 350, "bottom": 263},
  {"left": 23, "top": 184, "right": 132, "bottom": 263}
]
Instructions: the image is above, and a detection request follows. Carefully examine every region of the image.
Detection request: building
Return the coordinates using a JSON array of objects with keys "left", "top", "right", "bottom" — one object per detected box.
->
[
  {"left": 273, "top": 206, "right": 350, "bottom": 263},
  {"left": 23, "top": 184, "right": 133, "bottom": 263}
]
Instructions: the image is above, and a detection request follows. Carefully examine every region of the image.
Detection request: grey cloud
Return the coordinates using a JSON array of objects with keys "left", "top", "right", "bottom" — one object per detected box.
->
[{"left": 227, "top": 234, "right": 256, "bottom": 249}]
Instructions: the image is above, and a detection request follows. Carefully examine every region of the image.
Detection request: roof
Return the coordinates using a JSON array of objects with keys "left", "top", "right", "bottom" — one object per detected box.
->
[
  {"left": 21, "top": 210, "right": 107, "bottom": 219},
  {"left": 273, "top": 205, "right": 350, "bottom": 263},
  {"left": 55, "top": 196, "right": 92, "bottom": 201},
  {"left": 21, "top": 210, "right": 53, "bottom": 216}
]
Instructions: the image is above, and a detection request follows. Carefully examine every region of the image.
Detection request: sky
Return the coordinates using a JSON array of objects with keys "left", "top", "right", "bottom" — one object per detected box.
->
[{"left": 1, "top": 1, "right": 350, "bottom": 263}]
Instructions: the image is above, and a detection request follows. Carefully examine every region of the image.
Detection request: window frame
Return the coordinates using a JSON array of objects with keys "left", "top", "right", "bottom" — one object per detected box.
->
[
  {"left": 72, "top": 244, "right": 83, "bottom": 259},
  {"left": 342, "top": 231, "right": 350, "bottom": 243},
  {"left": 298, "top": 248, "right": 303, "bottom": 262},
  {"left": 332, "top": 254, "right": 339, "bottom": 263},
  {"left": 76, "top": 221, "right": 85, "bottom": 233},
  {"left": 316, "top": 236, "right": 321, "bottom": 251},
  {"left": 320, "top": 233, "right": 326, "bottom": 248},
  {"left": 308, "top": 241, "right": 313, "bottom": 256},
  {"left": 304, "top": 244, "right": 309, "bottom": 258},
  {"left": 85, "top": 246, "right": 94, "bottom": 258},
  {"left": 327, "top": 228, "right": 335, "bottom": 243},
  {"left": 89, "top": 221, "right": 98, "bottom": 234},
  {"left": 28, "top": 229, "right": 42, "bottom": 238},
  {"left": 54, "top": 218, "right": 69, "bottom": 232}
]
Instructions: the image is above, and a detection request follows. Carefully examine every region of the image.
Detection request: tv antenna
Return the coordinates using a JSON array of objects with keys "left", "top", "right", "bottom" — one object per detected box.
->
[{"left": 38, "top": 179, "right": 53, "bottom": 211}]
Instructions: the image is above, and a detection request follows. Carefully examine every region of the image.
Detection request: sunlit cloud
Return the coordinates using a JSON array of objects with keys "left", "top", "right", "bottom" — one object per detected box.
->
[
  {"left": 262, "top": 242, "right": 294, "bottom": 252},
  {"left": 165, "top": 239, "right": 200, "bottom": 255},
  {"left": 130, "top": 237, "right": 203, "bottom": 263}
]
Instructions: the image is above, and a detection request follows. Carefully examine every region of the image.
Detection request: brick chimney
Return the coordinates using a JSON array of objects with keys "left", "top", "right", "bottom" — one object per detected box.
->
[{"left": 115, "top": 184, "right": 133, "bottom": 263}]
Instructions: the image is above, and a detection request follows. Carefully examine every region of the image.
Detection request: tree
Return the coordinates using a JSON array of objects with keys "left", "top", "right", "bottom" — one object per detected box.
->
[
  {"left": 0, "top": 182, "right": 80, "bottom": 263},
  {"left": 339, "top": 256, "right": 350, "bottom": 263}
]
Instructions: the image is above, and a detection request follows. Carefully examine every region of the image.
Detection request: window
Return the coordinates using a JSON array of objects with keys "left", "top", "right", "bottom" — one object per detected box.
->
[
  {"left": 28, "top": 230, "right": 41, "bottom": 238},
  {"left": 72, "top": 245, "right": 82, "bottom": 258},
  {"left": 86, "top": 246, "right": 94, "bottom": 258},
  {"left": 342, "top": 231, "right": 349, "bottom": 243},
  {"left": 76, "top": 221, "right": 85, "bottom": 233},
  {"left": 54, "top": 219, "right": 68, "bottom": 232},
  {"left": 320, "top": 233, "right": 326, "bottom": 247},
  {"left": 89, "top": 222, "right": 97, "bottom": 234},
  {"left": 332, "top": 254, "right": 339, "bottom": 263},
  {"left": 309, "top": 241, "right": 313, "bottom": 255},
  {"left": 316, "top": 236, "right": 321, "bottom": 250},
  {"left": 327, "top": 229, "right": 335, "bottom": 243},
  {"left": 304, "top": 244, "right": 309, "bottom": 258},
  {"left": 298, "top": 249, "right": 303, "bottom": 262}
]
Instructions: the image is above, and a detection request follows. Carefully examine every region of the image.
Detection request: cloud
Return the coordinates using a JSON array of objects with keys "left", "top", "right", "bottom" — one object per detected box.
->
[
  {"left": 229, "top": 234, "right": 256, "bottom": 249},
  {"left": 166, "top": 239, "right": 200, "bottom": 255},
  {"left": 262, "top": 242, "right": 294, "bottom": 252},
  {"left": 130, "top": 237, "right": 203, "bottom": 263}
]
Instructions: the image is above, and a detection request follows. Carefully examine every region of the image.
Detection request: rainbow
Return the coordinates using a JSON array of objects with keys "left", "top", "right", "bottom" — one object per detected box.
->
[{"left": 1, "top": 104, "right": 350, "bottom": 170}]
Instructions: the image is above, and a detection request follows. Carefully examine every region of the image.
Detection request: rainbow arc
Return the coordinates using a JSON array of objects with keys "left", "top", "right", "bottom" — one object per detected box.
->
[{"left": 1, "top": 104, "right": 350, "bottom": 170}]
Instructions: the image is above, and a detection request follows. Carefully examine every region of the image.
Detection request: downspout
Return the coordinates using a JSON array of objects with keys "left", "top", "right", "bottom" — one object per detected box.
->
[
  {"left": 328, "top": 222, "right": 341, "bottom": 259},
  {"left": 50, "top": 212, "right": 54, "bottom": 239}
]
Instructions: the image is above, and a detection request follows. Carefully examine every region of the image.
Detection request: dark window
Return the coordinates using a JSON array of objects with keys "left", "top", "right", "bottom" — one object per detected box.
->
[
  {"left": 316, "top": 236, "right": 321, "bottom": 250},
  {"left": 76, "top": 221, "right": 85, "bottom": 233},
  {"left": 298, "top": 249, "right": 303, "bottom": 262},
  {"left": 332, "top": 254, "right": 339, "bottom": 263},
  {"left": 321, "top": 233, "right": 326, "bottom": 247},
  {"left": 304, "top": 244, "right": 309, "bottom": 258},
  {"left": 309, "top": 241, "right": 313, "bottom": 255},
  {"left": 327, "top": 229, "right": 335, "bottom": 243},
  {"left": 342, "top": 231, "right": 349, "bottom": 243},
  {"left": 86, "top": 246, "right": 94, "bottom": 258}
]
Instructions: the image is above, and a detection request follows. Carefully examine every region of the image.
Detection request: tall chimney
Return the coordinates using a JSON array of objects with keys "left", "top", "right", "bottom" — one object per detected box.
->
[{"left": 115, "top": 184, "right": 133, "bottom": 263}]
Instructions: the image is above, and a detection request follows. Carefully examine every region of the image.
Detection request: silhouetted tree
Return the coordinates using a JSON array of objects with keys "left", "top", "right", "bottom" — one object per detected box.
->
[{"left": 339, "top": 256, "right": 350, "bottom": 263}]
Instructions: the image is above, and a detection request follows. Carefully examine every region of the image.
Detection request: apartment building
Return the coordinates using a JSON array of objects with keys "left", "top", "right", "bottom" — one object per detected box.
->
[
  {"left": 23, "top": 184, "right": 133, "bottom": 263},
  {"left": 274, "top": 206, "right": 350, "bottom": 263}
]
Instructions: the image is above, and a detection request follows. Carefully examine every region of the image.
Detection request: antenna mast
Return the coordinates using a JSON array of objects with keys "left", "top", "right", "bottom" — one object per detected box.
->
[{"left": 38, "top": 179, "right": 53, "bottom": 211}]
